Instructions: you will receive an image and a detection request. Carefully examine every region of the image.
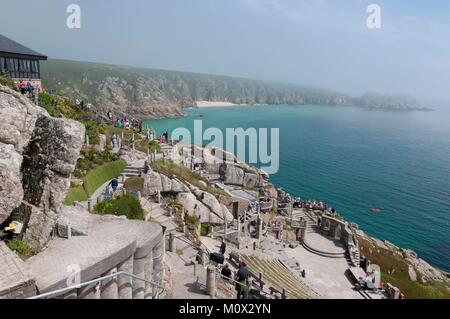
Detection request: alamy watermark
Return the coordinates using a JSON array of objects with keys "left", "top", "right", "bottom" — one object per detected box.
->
[
  {"left": 367, "top": 4, "right": 381, "bottom": 29},
  {"left": 66, "top": 4, "right": 81, "bottom": 29},
  {"left": 172, "top": 120, "right": 280, "bottom": 175}
]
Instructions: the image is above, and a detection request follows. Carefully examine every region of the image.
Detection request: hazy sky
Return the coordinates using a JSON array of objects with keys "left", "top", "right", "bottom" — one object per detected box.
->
[{"left": 1, "top": 0, "right": 449, "bottom": 103}]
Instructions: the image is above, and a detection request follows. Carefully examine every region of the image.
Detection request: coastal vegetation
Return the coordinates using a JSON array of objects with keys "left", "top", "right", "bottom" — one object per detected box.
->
[
  {"left": 94, "top": 194, "right": 145, "bottom": 220},
  {"left": 150, "top": 160, "right": 226, "bottom": 197},
  {"left": 38, "top": 91, "right": 100, "bottom": 145},
  {"left": 0, "top": 74, "right": 18, "bottom": 91},
  {"left": 6, "top": 238, "right": 39, "bottom": 261},
  {"left": 358, "top": 236, "right": 450, "bottom": 299}
]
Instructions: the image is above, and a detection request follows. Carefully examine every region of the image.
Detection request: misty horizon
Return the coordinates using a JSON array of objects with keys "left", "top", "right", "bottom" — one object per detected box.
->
[{"left": 1, "top": 0, "right": 450, "bottom": 106}]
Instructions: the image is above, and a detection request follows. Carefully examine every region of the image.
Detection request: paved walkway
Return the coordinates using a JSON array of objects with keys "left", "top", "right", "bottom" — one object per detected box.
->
[
  {"left": 165, "top": 238, "right": 210, "bottom": 299},
  {"left": 284, "top": 232, "right": 362, "bottom": 299}
]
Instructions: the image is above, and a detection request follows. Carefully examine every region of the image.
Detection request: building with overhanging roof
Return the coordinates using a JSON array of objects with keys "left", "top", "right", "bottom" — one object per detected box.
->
[{"left": 0, "top": 34, "right": 47, "bottom": 87}]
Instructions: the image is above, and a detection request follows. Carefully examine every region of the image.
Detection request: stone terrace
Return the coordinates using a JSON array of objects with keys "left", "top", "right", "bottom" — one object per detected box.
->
[{"left": 0, "top": 242, "right": 36, "bottom": 298}]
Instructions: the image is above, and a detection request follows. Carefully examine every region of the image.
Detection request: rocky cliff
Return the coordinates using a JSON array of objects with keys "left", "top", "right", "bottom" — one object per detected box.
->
[
  {"left": 41, "top": 59, "right": 428, "bottom": 119},
  {"left": 0, "top": 85, "right": 85, "bottom": 249}
]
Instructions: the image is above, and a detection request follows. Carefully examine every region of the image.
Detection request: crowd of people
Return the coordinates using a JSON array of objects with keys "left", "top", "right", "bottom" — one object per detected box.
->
[
  {"left": 17, "top": 80, "right": 40, "bottom": 98},
  {"left": 107, "top": 110, "right": 171, "bottom": 144},
  {"left": 292, "top": 197, "right": 336, "bottom": 214},
  {"left": 110, "top": 112, "right": 144, "bottom": 133}
]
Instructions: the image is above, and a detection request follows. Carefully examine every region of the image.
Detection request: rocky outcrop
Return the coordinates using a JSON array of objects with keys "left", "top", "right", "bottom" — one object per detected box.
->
[
  {"left": 357, "top": 230, "right": 449, "bottom": 284},
  {"left": 0, "top": 86, "right": 39, "bottom": 224},
  {"left": 194, "top": 190, "right": 233, "bottom": 223},
  {"left": 176, "top": 192, "right": 219, "bottom": 224},
  {"left": 0, "top": 145, "right": 23, "bottom": 224},
  {"left": 118, "top": 146, "right": 147, "bottom": 164},
  {"left": 143, "top": 171, "right": 188, "bottom": 194},
  {"left": 142, "top": 169, "right": 232, "bottom": 224},
  {"left": 401, "top": 249, "right": 447, "bottom": 283},
  {"left": 0, "top": 85, "right": 85, "bottom": 249},
  {"left": 220, "top": 163, "right": 244, "bottom": 186}
]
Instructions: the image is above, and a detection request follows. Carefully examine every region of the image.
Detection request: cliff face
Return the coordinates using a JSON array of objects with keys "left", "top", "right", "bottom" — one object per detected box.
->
[
  {"left": 40, "top": 59, "right": 358, "bottom": 118},
  {"left": 41, "top": 59, "right": 428, "bottom": 119},
  {"left": 0, "top": 85, "right": 85, "bottom": 249}
]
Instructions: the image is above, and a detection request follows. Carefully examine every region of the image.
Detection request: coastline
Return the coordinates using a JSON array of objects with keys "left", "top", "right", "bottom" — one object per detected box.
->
[{"left": 195, "top": 100, "right": 245, "bottom": 108}]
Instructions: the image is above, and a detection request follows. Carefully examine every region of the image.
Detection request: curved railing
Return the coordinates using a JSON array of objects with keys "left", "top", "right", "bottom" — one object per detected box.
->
[{"left": 28, "top": 271, "right": 165, "bottom": 300}]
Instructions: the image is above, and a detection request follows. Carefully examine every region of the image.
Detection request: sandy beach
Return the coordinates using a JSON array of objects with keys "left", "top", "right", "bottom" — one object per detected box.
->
[{"left": 196, "top": 100, "right": 246, "bottom": 107}]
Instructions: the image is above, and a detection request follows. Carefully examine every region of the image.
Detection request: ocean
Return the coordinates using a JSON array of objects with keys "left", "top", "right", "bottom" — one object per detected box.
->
[{"left": 143, "top": 105, "right": 450, "bottom": 272}]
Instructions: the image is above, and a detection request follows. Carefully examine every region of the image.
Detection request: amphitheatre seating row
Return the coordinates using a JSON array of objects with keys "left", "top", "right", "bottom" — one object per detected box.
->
[{"left": 240, "top": 254, "right": 320, "bottom": 299}]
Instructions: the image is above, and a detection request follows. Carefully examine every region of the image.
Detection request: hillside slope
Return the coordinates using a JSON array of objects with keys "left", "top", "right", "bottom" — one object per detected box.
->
[{"left": 41, "top": 59, "right": 426, "bottom": 119}]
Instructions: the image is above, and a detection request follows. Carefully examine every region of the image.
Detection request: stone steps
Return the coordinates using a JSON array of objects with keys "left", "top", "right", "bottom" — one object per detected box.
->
[
  {"left": 240, "top": 254, "right": 320, "bottom": 299},
  {"left": 301, "top": 240, "right": 346, "bottom": 259}
]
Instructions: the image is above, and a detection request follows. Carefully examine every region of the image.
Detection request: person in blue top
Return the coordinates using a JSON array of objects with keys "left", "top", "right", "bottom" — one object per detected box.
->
[{"left": 108, "top": 178, "right": 119, "bottom": 192}]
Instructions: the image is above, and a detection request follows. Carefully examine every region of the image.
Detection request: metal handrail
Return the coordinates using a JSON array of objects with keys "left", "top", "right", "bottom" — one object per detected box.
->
[{"left": 28, "top": 271, "right": 165, "bottom": 300}]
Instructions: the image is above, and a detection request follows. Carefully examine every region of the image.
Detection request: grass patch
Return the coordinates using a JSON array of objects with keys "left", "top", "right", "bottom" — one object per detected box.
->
[
  {"left": 358, "top": 236, "right": 450, "bottom": 299},
  {"left": 65, "top": 187, "right": 89, "bottom": 205},
  {"left": 64, "top": 160, "right": 127, "bottom": 205},
  {"left": 74, "top": 149, "right": 120, "bottom": 178},
  {"left": 6, "top": 238, "right": 39, "bottom": 260},
  {"left": 150, "top": 160, "right": 227, "bottom": 197},
  {"left": 124, "top": 176, "right": 144, "bottom": 193},
  {"left": 94, "top": 194, "right": 145, "bottom": 220}
]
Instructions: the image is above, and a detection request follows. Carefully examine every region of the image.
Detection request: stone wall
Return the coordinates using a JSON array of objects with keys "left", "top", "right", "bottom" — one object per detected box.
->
[{"left": 320, "top": 215, "right": 353, "bottom": 247}]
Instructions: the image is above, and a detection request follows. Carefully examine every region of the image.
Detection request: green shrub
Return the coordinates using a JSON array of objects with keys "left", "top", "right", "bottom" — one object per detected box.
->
[
  {"left": 200, "top": 223, "right": 211, "bottom": 236},
  {"left": 64, "top": 186, "right": 89, "bottom": 205},
  {"left": 94, "top": 194, "right": 145, "bottom": 220},
  {"left": 359, "top": 237, "right": 450, "bottom": 299},
  {"left": 0, "top": 75, "right": 19, "bottom": 91},
  {"left": 6, "top": 238, "right": 39, "bottom": 260},
  {"left": 124, "top": 176, "right": 144, "bottom": 193},
  {"left": 185, "top": 215, "right": 199, "bottom": 225}
]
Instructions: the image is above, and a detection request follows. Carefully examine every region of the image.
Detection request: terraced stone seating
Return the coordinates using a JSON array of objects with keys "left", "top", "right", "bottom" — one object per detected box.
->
[{"left": 240, "top": 254, "right": 320, "bottom": 299}]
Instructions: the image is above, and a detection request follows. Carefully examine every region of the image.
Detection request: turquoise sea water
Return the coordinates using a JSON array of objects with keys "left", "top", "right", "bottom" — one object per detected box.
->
[{"left": 144, "top": 105, "right": 450, "bottom": 272}]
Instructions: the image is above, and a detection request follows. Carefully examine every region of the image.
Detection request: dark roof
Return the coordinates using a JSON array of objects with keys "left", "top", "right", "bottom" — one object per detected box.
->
[{"left": 0, "top": 34, "right": 47, "bottom": 59}]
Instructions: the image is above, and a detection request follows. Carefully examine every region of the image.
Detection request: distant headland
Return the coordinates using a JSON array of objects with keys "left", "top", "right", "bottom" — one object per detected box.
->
[{"left": 40, "top": 59, "right": 430, "bottom": 119}]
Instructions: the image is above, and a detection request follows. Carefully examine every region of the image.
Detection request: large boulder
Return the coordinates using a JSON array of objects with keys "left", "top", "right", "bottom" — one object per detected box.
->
[
  {"left": 0, "top": 144, "right": 23, "bottom": 224},
  {"left": 219, "top": 163, "right": 244, "bottom": 186},
  {"left": 243, "top": 173, "right": 263, "bottom": 189},
  {"left": 176, "top": 192, "right": 216, "bottom": 223},
  {"left": 171, "top": 178, "right": 190, "bottom": 193},
  {"left": 198, "top": 191, "right": 233, "bottom": 223},
  {"left": 0, "top": 86, "right": 39, "bottom": 224},
  {"left": 160, "top": 174, "right": 172, "bottom": 192},
  {"left": 143, "top": 170, "right": 162, "bottom": 195},
  {"left": 0, "top": 85, "right": 85, "bottom": 249}
]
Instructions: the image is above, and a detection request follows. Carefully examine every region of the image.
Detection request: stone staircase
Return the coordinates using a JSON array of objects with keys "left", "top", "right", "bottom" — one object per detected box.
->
[
  {"left": 141, "top": 197, "right": 177, "bottom": 233},
  {"left": 122, "top": 160, "right": 146, "bottom": 179}
]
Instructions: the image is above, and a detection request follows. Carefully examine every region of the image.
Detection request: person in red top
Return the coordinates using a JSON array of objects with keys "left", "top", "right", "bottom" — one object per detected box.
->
[{"left": 19, "top": 81, "right": 27, "bottom": 94}]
